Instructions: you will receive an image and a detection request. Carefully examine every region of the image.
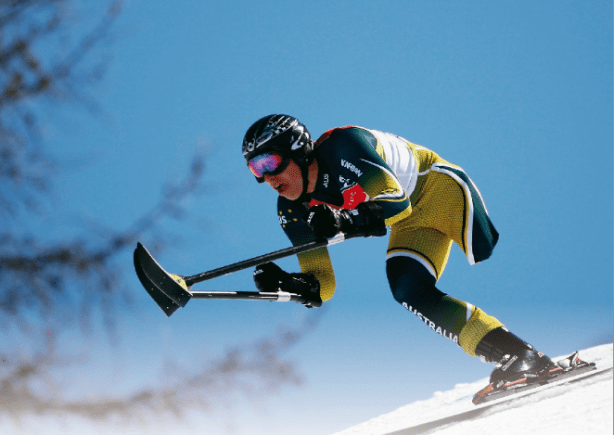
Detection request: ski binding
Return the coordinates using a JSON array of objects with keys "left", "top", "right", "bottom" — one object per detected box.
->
[{"left": 472, "top": 351, "right": 597, "bottom": 405}]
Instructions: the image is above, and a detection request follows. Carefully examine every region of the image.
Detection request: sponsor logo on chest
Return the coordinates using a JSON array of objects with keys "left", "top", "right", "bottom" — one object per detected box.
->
[{"left": 341, "top": 159, "right": 363, "bottom": 177}]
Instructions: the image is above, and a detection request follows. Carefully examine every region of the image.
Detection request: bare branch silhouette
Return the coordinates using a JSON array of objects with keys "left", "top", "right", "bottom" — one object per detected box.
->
[
  {"left": 0, "top": 148, "right": 206, "bottom": 333},
  {"left": 0, "top": 1, "right": 314, "bottom": 429},
  {"left": 0, "top": 314, "right": 322, "bottom": 428},
  {"left": 0, "top": 0, "right": 121, "bottom": 217}
]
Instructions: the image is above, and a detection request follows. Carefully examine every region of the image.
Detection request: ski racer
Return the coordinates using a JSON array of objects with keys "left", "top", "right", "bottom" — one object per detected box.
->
[{"left": 242, "top": 114, "right": 560, "bottom": 388}]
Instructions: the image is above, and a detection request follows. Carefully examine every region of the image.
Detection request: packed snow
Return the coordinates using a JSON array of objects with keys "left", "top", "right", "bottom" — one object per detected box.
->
[{"left": 333, "top": 343, "right": 613, "bottom": 435}]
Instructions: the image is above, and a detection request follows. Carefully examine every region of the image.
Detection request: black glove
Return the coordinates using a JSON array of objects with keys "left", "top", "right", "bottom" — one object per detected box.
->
[
  {"left": 253, "top": 262, "right": 322, "bottom": 308},
  {"left": 307, "top": 202, "right": 387, "bottom": 239}
]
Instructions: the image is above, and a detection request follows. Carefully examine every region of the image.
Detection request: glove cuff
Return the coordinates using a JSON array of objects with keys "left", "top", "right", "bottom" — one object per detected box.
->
[
  {"left": 342, "top": 202, "right": 386, "bottom": 237},
  {"left": 288, "top": 273, "right": 322, "bottom": 307}
]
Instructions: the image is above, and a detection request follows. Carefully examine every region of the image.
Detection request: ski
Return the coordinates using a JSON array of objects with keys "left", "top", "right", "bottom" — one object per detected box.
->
[{"left": 472, "top": 351, "right": 600, "bottom": 405}]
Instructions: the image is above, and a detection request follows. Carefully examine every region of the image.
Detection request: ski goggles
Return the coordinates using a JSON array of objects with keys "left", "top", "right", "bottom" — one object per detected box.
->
[{"left": 247, "top": 152, "right": 290, "bottom": 182}]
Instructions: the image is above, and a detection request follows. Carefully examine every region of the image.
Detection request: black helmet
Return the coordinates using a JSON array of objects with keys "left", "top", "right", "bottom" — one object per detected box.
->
[{"left": 242, "top": 114, "right": 314, "bottom": 167}]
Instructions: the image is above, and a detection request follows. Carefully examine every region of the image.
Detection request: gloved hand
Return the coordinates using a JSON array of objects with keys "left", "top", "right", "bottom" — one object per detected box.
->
[
  {"left": 253, "top": 262, "right": 322, "bottom": 308},
  {"left": 307, "top": 202, "right": 387, "bottom": 239}
]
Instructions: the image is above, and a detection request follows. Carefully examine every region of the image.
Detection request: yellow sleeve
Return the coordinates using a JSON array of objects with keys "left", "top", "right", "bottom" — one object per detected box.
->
[{"left": 297, "top": 247, "right": 336, "bottom": 301}]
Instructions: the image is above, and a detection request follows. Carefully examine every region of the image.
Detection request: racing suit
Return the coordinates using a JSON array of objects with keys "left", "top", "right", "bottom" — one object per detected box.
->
[{"left": 277, "top": 126, "right": 502, "bottom": 356}]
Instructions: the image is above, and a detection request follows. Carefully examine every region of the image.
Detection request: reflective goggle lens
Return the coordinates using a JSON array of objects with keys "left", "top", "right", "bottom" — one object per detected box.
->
[{"left": 248, "top": 153, "right": 286, "bottom": 178}]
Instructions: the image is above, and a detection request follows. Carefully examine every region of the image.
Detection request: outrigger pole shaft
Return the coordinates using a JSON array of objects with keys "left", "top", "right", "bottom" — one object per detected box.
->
[{"left": 133, "top": 231, "right": 373, "bottom": 316}]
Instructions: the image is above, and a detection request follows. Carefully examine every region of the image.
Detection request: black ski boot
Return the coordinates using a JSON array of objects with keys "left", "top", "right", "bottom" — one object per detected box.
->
[{"left": 475, "top": 327, "right": 561, "bottom": 389}]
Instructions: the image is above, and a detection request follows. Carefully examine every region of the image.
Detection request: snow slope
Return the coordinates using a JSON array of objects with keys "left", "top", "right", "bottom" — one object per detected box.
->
[{"left": 333, "top": 343, "right": 613, "bottom": 435}]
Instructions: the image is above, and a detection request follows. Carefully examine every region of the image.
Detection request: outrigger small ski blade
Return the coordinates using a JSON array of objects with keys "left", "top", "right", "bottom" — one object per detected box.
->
[
  {"left": 134, "top": 230, "right": 383, "bottom": 316},
  {"left": 133, "top": 249, "right": 182, "bottom": 316},
  {"left": 133, "top": 243, "right": 190, "bottom": 315}
]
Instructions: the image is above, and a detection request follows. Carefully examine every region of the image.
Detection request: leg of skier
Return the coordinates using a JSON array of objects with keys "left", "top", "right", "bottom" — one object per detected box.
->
[
  {"left": 386, "top": 254, "right": 501, "bottom": 349},
  {"left": 386, "top": 255, "right": 557, "bottom": 385},
  {"left": 386, "top": 164, "right": 557, "bottom": 386}
]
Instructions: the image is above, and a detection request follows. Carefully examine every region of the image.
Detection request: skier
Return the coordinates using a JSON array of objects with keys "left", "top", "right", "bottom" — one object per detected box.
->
[{"left": 242, "top": 114, "right": 559, "bottom": 389}]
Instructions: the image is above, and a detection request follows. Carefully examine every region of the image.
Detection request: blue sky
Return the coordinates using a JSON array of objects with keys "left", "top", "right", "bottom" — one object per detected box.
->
[{"left": 32, "top": 1, "right": 613, "bottom": 434}]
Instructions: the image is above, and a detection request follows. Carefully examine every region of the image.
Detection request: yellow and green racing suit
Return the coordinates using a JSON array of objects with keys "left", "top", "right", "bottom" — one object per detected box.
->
[{"left": 277, "top": 126, "right": 503, "bottom": 357}]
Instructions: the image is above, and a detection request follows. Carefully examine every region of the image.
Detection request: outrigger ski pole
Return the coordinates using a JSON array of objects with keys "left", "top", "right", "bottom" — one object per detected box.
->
[{"left": 133, "top": 231, "right": 373, "bottom": 317}]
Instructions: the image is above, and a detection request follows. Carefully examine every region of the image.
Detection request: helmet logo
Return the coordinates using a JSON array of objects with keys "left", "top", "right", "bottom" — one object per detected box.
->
[
  {"left": 243, "top": 139, "right": 256, "bottom": 153},
  {"left": 250, "top": 117, "right": 297, "bottom": 152},
  {"left": 254, "top": 130, "right": 275, "bottom": 148},
  {"left": 243, "top": 115, "right": 311, "bottom": 162},
  {"left": 243, "top": 129, "right": 276, "bottom": 153},
  {"left": 290, "top": 125, "right": 306, "bottom": 150}
]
